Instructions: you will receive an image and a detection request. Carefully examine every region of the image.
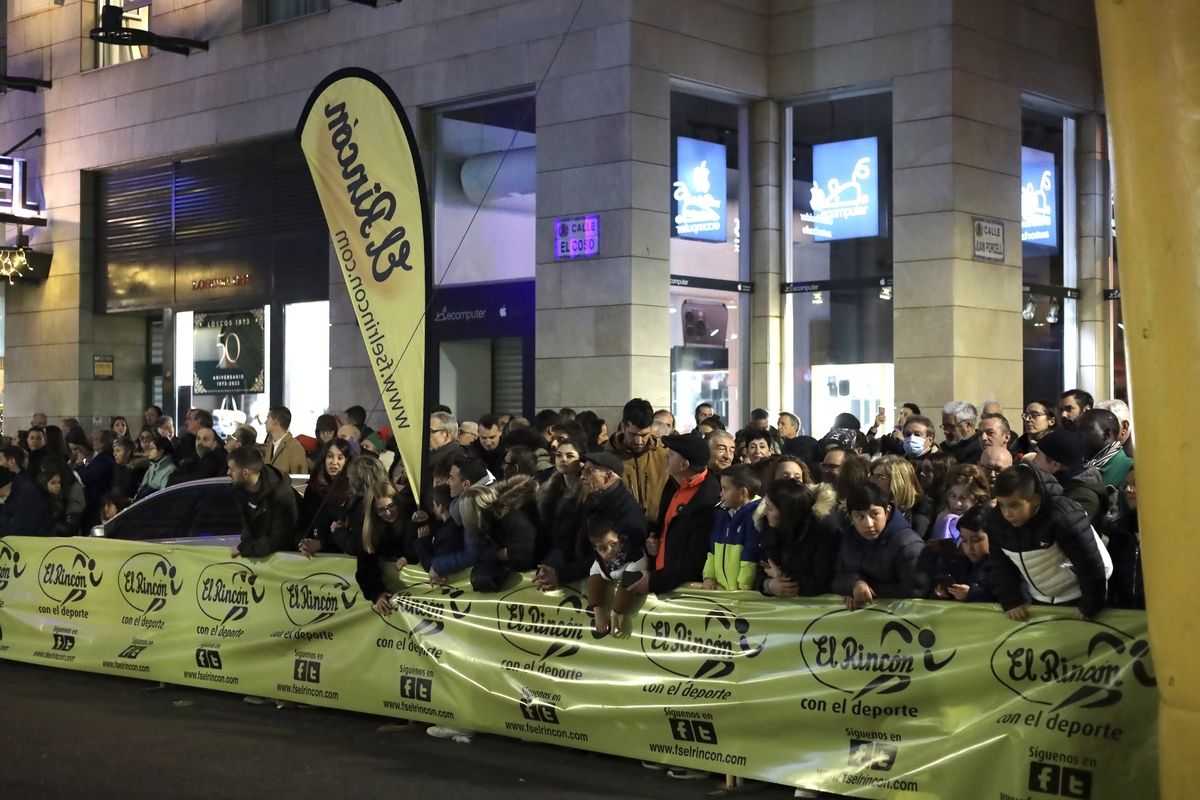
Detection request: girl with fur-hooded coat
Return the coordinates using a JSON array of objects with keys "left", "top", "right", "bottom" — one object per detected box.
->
[
  {"left": 460, "top": 475, "right": 543, "bottom": 591},
  {"left": 754, "top": 481, "right": 841, "bottom": 596}
]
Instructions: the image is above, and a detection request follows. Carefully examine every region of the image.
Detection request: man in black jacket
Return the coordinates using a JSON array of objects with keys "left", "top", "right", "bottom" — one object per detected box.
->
[
  {"left": 646, "top": 435, "right": 721, "bottom": 595},
  {"left": 227, "top": 447, "right": 298, "bottom": 558},
  {"left": 0, "top": 467, "right": 52, "bottom": 537},
  {"left": 169, "top": 427, "right": 227, "bottom": 485}
]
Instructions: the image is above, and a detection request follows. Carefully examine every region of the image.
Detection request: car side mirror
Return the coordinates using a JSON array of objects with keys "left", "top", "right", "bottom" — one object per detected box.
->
[{"left": 90, "top": 524, "right": 107, "bottom": 538}]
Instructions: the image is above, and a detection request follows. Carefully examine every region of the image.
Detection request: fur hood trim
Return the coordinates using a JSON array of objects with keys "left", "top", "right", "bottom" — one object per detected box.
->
[
  {"left": 486, "top": 474, "right": 539, "bottom": 521},
  {"left": 753, "top": 482, "right": 839, "bottom": 531}
]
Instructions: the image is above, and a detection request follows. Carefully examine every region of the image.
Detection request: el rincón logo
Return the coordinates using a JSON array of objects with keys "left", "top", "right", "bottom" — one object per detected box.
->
[
  {"left": 195, "top": 562, "right": 265, "bottom": 626},
  {"left": 498, "top": 586, "right": 595, "bottom": 662},
  {"left": 991, "top": 619, "right": 1155, "bottom": 711},
  {"left": 386, "top": 583, "right": 472, "bottom": 637},
  {"left": 118, "top": 553, "right": 184, "bottom": 615},
  {"left": 640, "top": 597, "right": 766, "bottom": 680},
  {"left": 280, "top": 572, "right": 358, "bottom": 627},
  {"left": 0, "top": 541, "right": 26, "bottom": 591},
  {"left": 799, "top": 608, "right": 955, "bottom": 698},
  {"left": 37, "top": 546, "right": 104, "bottom": 605}
]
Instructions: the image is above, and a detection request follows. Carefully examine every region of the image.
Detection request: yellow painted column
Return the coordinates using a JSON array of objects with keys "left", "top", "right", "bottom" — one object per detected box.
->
[{"left": 1094, "top": 2, "right": 1200, "bottom": 798}]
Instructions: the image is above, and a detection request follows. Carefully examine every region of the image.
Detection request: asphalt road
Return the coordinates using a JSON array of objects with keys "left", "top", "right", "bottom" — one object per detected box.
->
[{"left": 0, "top": 660, "right": 803, "bottom": 800}]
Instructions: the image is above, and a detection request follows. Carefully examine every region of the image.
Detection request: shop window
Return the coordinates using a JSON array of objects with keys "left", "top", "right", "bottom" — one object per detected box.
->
[
  {"left": 433, "top": 95, "right": 535, "bottom": 287},
  {"left": 787, "top": 93, "right": 893, "bottom": 436},
  {"left": 669, "top": 92, "right": 748, "bottom": 430},
  {"left": 1021, "top": 109, "right": 1071, "bottom": 404},
  {"left": 244, "top": 0, "right": 329, "bottom": 29},
  {"left": 283, "top": 300, "right": 329, "bottom": 441},
  {"left": 91, "top": 0, "right": 151, "bottom": 69}
]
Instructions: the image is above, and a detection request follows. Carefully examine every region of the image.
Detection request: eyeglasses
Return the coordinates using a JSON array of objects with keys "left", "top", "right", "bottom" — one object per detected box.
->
[
  {"left": 430, "top": 427, "right": 447, "bottom": 433},
  {"left": 375, "top": 502, "right": 398, "bottom": 514},
  {"left": 1021, "top": 412, "right": 1048, "bottom": 420}
]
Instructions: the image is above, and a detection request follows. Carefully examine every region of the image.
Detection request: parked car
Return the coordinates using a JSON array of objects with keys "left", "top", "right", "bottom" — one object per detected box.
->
[{"left": 90, "top": 477, "right": 243, "bottom": 543}]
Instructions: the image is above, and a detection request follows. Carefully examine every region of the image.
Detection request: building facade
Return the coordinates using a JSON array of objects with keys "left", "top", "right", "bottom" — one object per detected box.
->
[{"left": 0, "top": 0, "right": 1118, "bottom": 436}]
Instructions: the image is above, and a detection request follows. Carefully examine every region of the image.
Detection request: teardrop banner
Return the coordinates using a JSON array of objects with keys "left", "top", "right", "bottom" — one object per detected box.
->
[{"left": 296, "top": 68, "right": 430, "bottom": 501}]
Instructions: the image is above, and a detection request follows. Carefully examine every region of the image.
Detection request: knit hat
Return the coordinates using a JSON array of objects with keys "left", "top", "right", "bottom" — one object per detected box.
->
[
  {"left": 363, "top": 432, "right": 387, "bottom": 452},
  {"left": 1036, "top": 430, "right": 1085, "bottom": 468},
  {"left": 820, "top": 428, "right": 857, "bottom": 451}
]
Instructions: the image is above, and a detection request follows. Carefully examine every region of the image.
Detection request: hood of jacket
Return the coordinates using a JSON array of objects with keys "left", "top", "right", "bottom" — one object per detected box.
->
[
  {"left": 606, "top": 431, "right": 662, "bottom": 462},
  {"left": 485, "top": 474, "right": 539, "bottom": 523},
  {"left": 753, "top": 482, "right": 838, "bottom": 531}
]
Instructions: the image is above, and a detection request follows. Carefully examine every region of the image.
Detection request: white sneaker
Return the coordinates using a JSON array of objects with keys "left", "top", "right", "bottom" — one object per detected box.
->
[
  {"left": 640, "top": 761, "right": 666, "bottom": 770},
  {"left": 242, "top": 695, "right": 271, "bottom": 705},
  {"left": 794, "top": 789, "right": 820, "bottom": 799},
  {"left": 666, "top": 767, "right": 710, "bottom": 780},
  {"left": 426, "top": 725, "right": 473, "bottom": 743}
]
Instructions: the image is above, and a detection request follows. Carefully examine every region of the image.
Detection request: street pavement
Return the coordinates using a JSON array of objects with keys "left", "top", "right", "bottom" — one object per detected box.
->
[{"left": 0, "top": 660, "right": 801, "bottom": 800}]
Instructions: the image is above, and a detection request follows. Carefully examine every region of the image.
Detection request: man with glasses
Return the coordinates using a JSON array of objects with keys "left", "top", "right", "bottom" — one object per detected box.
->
[
  {"left": 940, "top": 400, "right": 982, "bottom": 464},
  {"left": 978, "top": 446, "right": 1014, "bottom": 487}
]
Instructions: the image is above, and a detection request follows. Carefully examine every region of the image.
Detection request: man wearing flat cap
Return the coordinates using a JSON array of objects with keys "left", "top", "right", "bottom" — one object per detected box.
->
[
  {"left": 535, "top": 451, "right": 646, "bottom": 591},
  {"left": 645, "top": 435, "right": 721, "bottom": 595}
]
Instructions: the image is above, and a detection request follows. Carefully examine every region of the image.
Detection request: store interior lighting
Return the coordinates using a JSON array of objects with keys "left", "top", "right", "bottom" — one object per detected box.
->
[
  {"left": 1046, "top": 298, "right": 1060, "bottom": 325},
  {"left": 1022, "top": 295, "right": 1036, "bottom": 320},
  {"left": 811, "top": 291, "right": 824, "bottom": 305}
]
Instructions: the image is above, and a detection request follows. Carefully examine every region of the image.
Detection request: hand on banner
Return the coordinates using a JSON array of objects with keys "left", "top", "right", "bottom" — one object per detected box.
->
[
  {"left": 593, "top": 608, "right": 611, "bottom": 635},
  {"left": 763, "top": 559, "right": 783, "bottom": 579},
  {"left": 1006, "top": 604, "right": 1030, "bottom": 622},
  {"left": 395, "top": 557, "right": 408, "bottom": 571},
  {"left": 702, "top": 578, "right": 718, "bottom": 590},
  {"left": 534, "top": 564, "right": 560, "bottom": 590},
  {"left": 298, "top": 538, "right": 322, "bottom": 558},
  {"left": 230, "top": 544, "right": 241, "bottom": 558},
  {"left": 1073, "top": 607, "right": 1089, "bottom": 621},
  {"left": 373, "top": 592, "right": 394, "bottom": 616},
  {"left": 844, "top": 580, "right": 875, "bottom": 610},
  {"left": 768, "top": 577, "right": 800, "bottom": 597},
  {"left": 427, "top": 568, "right": 445, "bottom": 587}
]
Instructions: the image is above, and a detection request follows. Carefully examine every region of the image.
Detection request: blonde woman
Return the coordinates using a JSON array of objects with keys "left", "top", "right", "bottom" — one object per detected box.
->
[
  {"left": 868, "top": 455, "right": 932, "bottom": 537},
  {"left": 356, "top": 480, "right": 419, "bottom": 615}
]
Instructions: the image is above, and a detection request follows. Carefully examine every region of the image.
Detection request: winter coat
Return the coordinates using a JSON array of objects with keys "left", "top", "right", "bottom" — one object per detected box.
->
[
  {"left": 704, "top": 498, "right": 763, "bottom": 591},
  {"left": 470, "top": 475, "right": 542, "bottom": 571},
  {"left": 76, "top": 451, "right": 116, "bottom": 514},
  {"left": 232, "top": 464, "right": 300, "bottom": 558},
  {"left": 1104, "top": 494, "right": 1143, "bottom": 610},
  {"left": 942, "top": 433, "right": 983, "bottom": 465},
  {"left": 167, "top": 447, "right": 228, "bottom": 486},
  {"left": 649, "top": 470, "right": 722, "bottom": 594},
  {"left": 755, "top": 483, "right": 841, "bottom": 596},
  {"left": 606, "top": 432, "right": 671, "bottom": 524},
  {"left": 1058, "top": 465, "right": 1110, "bottom": 528},
  {"left": 354, "top": 507, "right": 422, "bottom": 604},
  {"left": 136, "top": 456, "right": 177, "bottom": 500},
  {"left": 294, "top": 473, "right": 354, "bottom": 549},
  {"left": 538, "top": 473, "right": 588, "bottom": 582},
  {"left": 0, "top": 475, "right": 53, "bottom": 537},
  {"left": 262, "top": 433, "right": 309, "bottom": 478},
  {"left": 111, "top": 463, "right": 144, "bottom": 500},
  {"left": 983, "top": 466, "right": 1111, "bottom": 618},
  {"left": 832, "top": 509, "right": 928, "bottom": 599},
  {"left": 1098, "top": 449, "right": 1133, "bottom": 490},
  {"left": 421, "top": 519, "right": 471, "bottom": 575}
]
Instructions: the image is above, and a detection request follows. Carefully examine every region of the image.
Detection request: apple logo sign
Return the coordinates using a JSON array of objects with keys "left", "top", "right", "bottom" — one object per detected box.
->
[{"left": 499, "top": 306, "right": 507, "bottom": 318}]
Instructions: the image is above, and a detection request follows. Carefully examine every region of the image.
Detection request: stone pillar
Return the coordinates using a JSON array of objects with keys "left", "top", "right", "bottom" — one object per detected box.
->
[
  {"left": 1075, "top": 113, "right": 1112, "bottom": 400},
  {"left": 749, "top": 100, "right": 783, "bottom": 415},
  {"left": 892, "top": 69, "right": 1025, "bottom": 418},
  {"left": 534, "top": 63, "right": 672, "bottom": 424}
]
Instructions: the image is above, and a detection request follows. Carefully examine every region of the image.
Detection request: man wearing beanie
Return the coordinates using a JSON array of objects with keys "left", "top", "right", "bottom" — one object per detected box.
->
[
  {"left": 1031, "top": 430, "right": 1112, "bottom": 527},
  {"left": 0, "top": 466, "right": 53, "bottom": 537},
  {"left": 645, "top": 434, "right": 721, "bottom": 595}
]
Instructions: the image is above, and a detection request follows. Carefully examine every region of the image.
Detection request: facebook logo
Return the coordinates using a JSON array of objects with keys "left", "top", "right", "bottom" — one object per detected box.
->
[{"left": 1028, "top": 762, "right": 1092, "bottom": 799}]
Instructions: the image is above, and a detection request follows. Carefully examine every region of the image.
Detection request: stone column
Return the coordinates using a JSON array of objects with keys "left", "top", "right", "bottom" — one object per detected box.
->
[
  {"left": 749, "top": 100, "right": 783, "bottom": 416},
  {"left": 534, "top": 63, "right": 672, "bottom": 424},
  {"left": 1075, "top": 113, "right": 1112, "bottom": 399},
  {"left": 892, "top": 69, "right": 1025, "bottom": 418}
]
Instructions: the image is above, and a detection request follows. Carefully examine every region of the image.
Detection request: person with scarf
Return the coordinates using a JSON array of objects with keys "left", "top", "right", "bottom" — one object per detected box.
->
[{"left": 1077, "top": 409, "right": 1133, "bottom": 490}]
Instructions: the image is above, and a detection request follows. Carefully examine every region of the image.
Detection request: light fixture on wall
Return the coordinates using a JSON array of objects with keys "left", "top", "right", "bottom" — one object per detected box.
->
[
  {"left": 1046, "top": 298, "right": 1060, "bottom": 325},
  {"left": 811, "top": 291, "right": 824, "bottom": 305},
  {"left": 1022, "top": 295, "right": 1037, "bottom": 321},
  {"left": 0, "top": 234, "right": 51, "bottom": 284},
  {"left": 878, "top": 285, "right": 892, "bottom": 301},
  {"left": 90, "top": 4, "right": 208, "bottom": 55}
]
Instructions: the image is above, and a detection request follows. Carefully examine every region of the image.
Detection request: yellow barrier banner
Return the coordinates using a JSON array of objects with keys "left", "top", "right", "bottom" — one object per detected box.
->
[
  {"left": 296, "top": 68, "right": 430, "bottom": 500},
  {"left": 0, "top": 536, "right": 1156, "bottom": 798}
]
